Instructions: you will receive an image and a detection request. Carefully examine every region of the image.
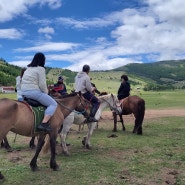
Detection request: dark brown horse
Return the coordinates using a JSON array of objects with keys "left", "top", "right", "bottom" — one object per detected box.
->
[
  {"left": 0, "top": 92, "right": 87, "bottom": 173},
  {"left": 113, "top": 95, "right": 145, "bottom": 135}
]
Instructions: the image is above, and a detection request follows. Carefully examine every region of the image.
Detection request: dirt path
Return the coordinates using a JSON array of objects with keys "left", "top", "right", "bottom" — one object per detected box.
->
[{"left": 101, "top": 108, "right": 185, "bottom": 120}]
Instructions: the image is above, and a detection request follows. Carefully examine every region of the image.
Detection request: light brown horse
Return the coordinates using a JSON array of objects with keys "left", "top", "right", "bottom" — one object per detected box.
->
[
  {"left": 113, "top": 95, "right": 145, "bottom": 135},
  {"left": 42, "top": 93, "right": 122, "bottom": 155},
  {"left": 0, "top": 92, "right": 87, "bottom": 172}
]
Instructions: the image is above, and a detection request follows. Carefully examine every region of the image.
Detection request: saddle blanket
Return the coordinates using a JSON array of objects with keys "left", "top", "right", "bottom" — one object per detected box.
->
[{"left": 31, "top": 106, "right": 45, "bottom": 132}]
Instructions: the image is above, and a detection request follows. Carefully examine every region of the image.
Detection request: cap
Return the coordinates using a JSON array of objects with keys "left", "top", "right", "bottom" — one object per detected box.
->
[{"left": 58, "top": 76, "right": 64, "bottom": 80}]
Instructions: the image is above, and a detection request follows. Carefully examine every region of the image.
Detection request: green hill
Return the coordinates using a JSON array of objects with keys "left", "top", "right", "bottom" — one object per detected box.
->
[
  {"left": 0, "top": 59, "right": 185, "bottom": 92},
  {"left": 113, "top": 60, "right": 185, "bottom": 89},
  {"left": 0, "top": 60, "right": 21, "bottom": 86}
]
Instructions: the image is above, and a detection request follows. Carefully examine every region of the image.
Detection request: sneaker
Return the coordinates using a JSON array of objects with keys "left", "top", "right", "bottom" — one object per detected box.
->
[
  {"left": 86, "top": 117, "right": 98, "bottom": 123},
  {"left": 37, "top": 123, "right": 52, "bottom": 132}
]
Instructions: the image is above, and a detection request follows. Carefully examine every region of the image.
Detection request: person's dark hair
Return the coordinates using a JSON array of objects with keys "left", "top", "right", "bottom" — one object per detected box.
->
[
  {"left": 27, "top": 52, "right": 45, "bottom": 67},
  {"left": 121, "top": 74, "right": 128, "bottom": 81},
  {"left": 82, "top": 64, "right": 90, "bottom": 72},
  {"left": 20, "top": 67, "right": 27, "bottom": 78}
]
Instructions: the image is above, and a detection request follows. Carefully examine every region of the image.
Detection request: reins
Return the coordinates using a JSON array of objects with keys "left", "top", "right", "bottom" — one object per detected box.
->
[{"left": 55, "top": 95, "right": 86, "bottom": 115}]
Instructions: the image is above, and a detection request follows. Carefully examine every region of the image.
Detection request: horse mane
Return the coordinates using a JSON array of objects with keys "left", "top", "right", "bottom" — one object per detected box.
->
[
  {"left": 62, "top": 92, "right": 78, "bottom": 98},
  {"left": 99, "top": 91, "right": 108, "bottom": 96},
  {"left": 57, "top": 92, "right": 78, "bottom": 99},
  {"left": 98, "top": 93, "right": 111, "bottom": 102}
]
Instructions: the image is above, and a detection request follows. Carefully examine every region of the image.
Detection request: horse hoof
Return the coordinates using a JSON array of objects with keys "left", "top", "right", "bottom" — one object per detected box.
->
[
  {"left": 30, "top": 166, "right": 39, "bottom": 172},
  {"left": 82, "top": 140, "right": 85, "bottom": 146},
  {"left": 63, "top": 151, "right": 70, "bottom": 157},
  {"left": 30, "top": 144, "right": 36, "bottom": 149},
  {"left": 85, "top": 144, "right": 91, "bottom": 149},
  {"left": 7, "top": 148, "right": 13, "bottom": 152},
  {"left": 52, "top": 165, "right": 60, "bottom": 171},
  {"left": 82, "top": 137, "right": 87, "bottom": 146},
  {"left": 0, "top": 172, "right": 4, "bottom": 180}
]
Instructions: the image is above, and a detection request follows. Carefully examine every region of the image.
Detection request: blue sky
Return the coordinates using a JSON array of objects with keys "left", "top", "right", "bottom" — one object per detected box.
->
[{"left": 1, "top": 0, "right": 185, "bottom": 71}]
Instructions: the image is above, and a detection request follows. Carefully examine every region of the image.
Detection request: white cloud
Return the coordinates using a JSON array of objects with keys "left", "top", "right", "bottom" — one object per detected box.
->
[
  {"left": 9, "top": 60, "right": 29, "bottom": 67},
  {"left": 0, "top": 28, "right": 24, "bottom": 39},
  {"left": 14, "top": 42, "right": 79, "bottom": 52},
  {"left": 40, "top": 0, "right": 62, "bottom": 9},
  {"left": 56, "top": 16, "right": 117, "bottom": 29},
  {"left": 0, "top": 0, "right": 62, "bottom": 22},
  {"left": 38, "top": 26, "right": 55, "bottom": 39},
  {"left": 38, "top": 26, "right": 54, "bottom": 34},
  {"left": 146, "top": 0, "right": 185, "bottom": 25}
]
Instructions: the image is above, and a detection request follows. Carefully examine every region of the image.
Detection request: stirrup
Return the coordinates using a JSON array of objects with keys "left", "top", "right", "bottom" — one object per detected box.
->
[
  {"left": 86, "top": 117, "right": 98, "bottom": 123},
  {"left": 37, "top": 123, "right": 52, "bottom": 132}
]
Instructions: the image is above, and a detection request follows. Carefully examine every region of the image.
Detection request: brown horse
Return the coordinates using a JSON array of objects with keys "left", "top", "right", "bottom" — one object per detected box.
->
[
  {"left": 113, "top": 95, "right": 145, "bottom": 135},
  {"left": 0, "top": 92, "right": 87, "bottom": 172}
]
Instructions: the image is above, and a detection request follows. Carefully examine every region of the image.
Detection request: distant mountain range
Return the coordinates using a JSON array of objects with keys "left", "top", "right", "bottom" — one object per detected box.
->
[{"left": 0, "top": 59, "right": 185, "bottom": 91}]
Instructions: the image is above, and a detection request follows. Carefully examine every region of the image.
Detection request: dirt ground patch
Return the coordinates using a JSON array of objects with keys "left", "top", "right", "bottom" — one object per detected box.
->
[{"left": 101, "top": 108, "right": 185, "bottom": 121}]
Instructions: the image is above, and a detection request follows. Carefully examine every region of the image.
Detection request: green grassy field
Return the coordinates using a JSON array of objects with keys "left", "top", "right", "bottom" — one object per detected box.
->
[
  {"left": 1, "top": 89, "right": 185, "bottom": 109},
  {"left": 0, "top": 90, "right": 185, "bottom": 185},
  {"left": 1, "top": 116, "right": 185, "bottom": 185}
]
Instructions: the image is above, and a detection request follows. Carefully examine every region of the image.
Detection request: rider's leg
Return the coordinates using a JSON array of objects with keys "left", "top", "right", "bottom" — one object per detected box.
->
[
  {"left": 83, "top": 92, "right": 100, "bottom": 122},
  {"left": 37, "top": 93, "right": 58, "bottom": 132}
]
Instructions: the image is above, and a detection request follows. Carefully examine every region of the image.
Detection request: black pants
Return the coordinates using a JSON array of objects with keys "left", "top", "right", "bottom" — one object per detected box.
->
[{"left": 83, "top": 91, "right": 100, "bottom": 117}]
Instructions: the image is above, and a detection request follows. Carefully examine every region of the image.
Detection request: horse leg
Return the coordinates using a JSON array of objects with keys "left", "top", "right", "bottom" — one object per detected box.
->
[
  {"left": 30, "top": 134, "right": 46, "bottom": 171},
  {"left": 59, "top": 113, "right": 74, "bottom": 156},
  {"left": 0, "top": 128, "right": 12, "bottom": 150},
  {"left": 133, "top": 114, "right": 142, "bottom": 135},
  {"left": 82, "top": 122, "right": 97, "bottom": 149},
  {"left": 3, "top": 137, "right": 12, "bottom": 151},
  {"left": 112, "top": 112, "right": 118, "bottom": 132},
  {"left": 29, "top": 136, "right": 36, "bottom": 149},
  {"left": 0, "top": 172, "right": 4, "bottom": 180},
  {"left": 59, "top": 123, "right": 72, "bottom": 156},
  {"left": 120, "top": 115, "right": 126, "bottom": 131},
  {"left": 78, "top": 124, "right": 82, "bottom": 132},
  {"left": 60, "top": 131, "right": 69, "bottom": 156},
  {"left": 49, "top": 133, "right": 59, "bottom": 171}
]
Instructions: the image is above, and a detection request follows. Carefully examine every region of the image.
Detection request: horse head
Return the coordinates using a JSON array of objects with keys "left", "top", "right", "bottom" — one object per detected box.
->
[{"left": 98, "top": 94, "right": 122, "bottom": 115}]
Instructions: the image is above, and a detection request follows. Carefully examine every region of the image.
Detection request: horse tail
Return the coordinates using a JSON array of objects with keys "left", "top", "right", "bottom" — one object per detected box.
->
[
  {"left": 41, "top": 135, "right": 50, "bottom": 154},
  {"left": 133, "top": 98, "right": 145, "bottom": 135},
  {"left": 138, "top": 98, "right": 145, "bottom": 126}
]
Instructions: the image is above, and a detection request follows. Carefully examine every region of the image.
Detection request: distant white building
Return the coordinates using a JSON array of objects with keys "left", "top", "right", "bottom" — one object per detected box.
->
[{"left": 0, "top": 86, "right": 15, "bottom": 93}]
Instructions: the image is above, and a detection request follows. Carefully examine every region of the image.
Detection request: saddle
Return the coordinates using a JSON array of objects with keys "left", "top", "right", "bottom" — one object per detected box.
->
[{"left": 24, "top": 97, "right": 43, "bottom": 107}]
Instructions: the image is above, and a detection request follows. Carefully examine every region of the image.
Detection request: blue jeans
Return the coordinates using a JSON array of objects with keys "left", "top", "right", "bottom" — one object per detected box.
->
[{"left": 21, "top": 90, "right": 57, "bottom": 116}]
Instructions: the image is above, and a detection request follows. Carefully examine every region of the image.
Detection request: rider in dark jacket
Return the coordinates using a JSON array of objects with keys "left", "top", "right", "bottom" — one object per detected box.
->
[{"left": 117, "top": 74, "right": 130, "bottom": 100}]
